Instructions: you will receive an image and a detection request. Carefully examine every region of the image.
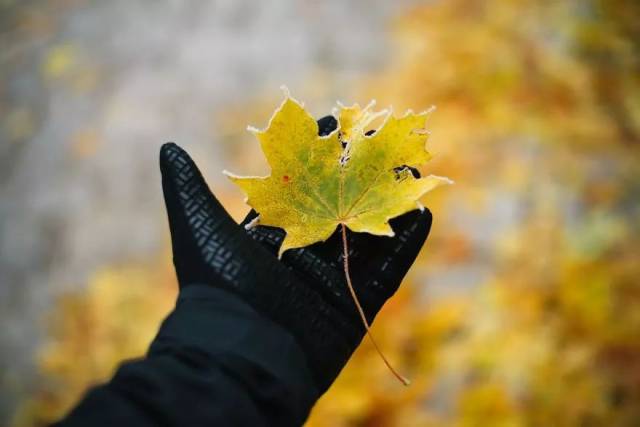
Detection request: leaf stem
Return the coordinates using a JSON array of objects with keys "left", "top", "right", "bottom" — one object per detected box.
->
[{"left": 340, "top": 223, "right": 411, "bottom": 386}]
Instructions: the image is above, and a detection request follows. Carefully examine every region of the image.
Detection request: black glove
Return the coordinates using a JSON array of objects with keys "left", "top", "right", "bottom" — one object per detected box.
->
[{"left": 159, "top": 115, "right": 432, "bottom": 395}]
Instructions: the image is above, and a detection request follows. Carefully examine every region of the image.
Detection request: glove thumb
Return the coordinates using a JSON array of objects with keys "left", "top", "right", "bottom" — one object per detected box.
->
[{"left": 160, "top": 142, "right": 238, "bottom": 287}]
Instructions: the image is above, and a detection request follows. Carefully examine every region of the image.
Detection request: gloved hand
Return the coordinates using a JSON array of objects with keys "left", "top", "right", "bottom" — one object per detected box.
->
[{"left": 159, "top": 115, "right": 433, "bottom": 394}]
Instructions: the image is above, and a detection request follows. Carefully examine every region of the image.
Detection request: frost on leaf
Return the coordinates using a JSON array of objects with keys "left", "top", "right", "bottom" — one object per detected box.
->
[{"left": 225, "top": 88, "right": 452, "bottom": 257}]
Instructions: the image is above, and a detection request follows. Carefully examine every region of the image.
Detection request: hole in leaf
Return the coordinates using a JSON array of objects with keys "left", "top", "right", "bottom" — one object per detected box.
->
[{"left": 393, "top": 165, "right": 421, "bottom": 180}]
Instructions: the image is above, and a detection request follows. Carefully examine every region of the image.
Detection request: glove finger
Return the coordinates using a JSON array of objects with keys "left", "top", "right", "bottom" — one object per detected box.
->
[
  {"left": 240, "top": 209, "right": 286, "bottom": 253},
  {"left": 296, "top": 208, "right": 432, "bottom": 319},
  {"left": 160, "top": 142, "right": 240, "bottom": 285},
  {"left": 354, "top": 208, "right": 432, "bottom": 300}
]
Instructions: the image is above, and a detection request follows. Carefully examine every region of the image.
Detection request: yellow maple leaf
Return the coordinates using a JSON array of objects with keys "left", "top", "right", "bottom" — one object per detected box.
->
[{"left": 225, "top": 88, "right": 451, "bottom": 257}]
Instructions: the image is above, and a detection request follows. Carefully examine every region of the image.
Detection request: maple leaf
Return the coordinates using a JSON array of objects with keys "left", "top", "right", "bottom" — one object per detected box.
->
[{"left": 225, "top": 89, "right": 452, "bottom": 257}]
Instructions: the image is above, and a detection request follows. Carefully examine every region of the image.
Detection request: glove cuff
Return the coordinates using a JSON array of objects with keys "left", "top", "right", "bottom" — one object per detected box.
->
[
  {"left": 150, "top": 285, "right": 321, "bottom": 421},
  {"left": 180, "top": 270, "right": 365, "bottom": 393}
]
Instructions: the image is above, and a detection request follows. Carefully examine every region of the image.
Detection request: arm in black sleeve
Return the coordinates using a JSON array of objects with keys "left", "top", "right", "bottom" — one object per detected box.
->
[
  {"left": 55, "top": 286, "right": 317, "bottom": 427},
  {"left": 54, "top": 116, "right": 432, "bottom": 426}
]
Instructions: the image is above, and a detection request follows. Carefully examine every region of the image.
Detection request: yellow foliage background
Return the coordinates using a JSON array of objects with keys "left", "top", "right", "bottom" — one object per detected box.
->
[{"left": 7, "top": 0, "right": 640, "bottom": 426}]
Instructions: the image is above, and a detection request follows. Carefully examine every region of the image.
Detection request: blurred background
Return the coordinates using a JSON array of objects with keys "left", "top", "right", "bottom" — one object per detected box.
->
[{"left": 1, "top": 0, "right": 639, "bottom": 425}]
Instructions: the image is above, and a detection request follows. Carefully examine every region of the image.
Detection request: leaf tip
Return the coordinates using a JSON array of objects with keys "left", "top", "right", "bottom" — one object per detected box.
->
[
  {"left": 279, "top": 85, "right": 306, "bottom": 108},
  {"left": 222, "top": 169, "right": 240, "bottom": 180},
  {"left": 439, "top": 176, "right": 455, "bottom": 185},
  {"left": 414, "top": 106, "right": 437, "bottom": 127},
  {"left": 244, "top": 215, "right": 260, "bottom": 230},
  {"left": 279, "top": 84, "right": 291, "bottom": 98},
  {"left": 364, "top": 99, "right": 377, "bottom": 112},
  {"left": 277, "top": 245, "right": 288, "bottom": 259}
]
